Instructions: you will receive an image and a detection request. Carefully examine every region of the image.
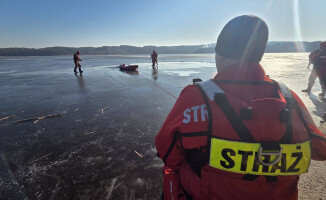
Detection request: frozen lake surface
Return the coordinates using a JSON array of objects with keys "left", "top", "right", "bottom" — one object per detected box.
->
[{"left": 0, "top": 53, "right": 325, "bottom": 199}]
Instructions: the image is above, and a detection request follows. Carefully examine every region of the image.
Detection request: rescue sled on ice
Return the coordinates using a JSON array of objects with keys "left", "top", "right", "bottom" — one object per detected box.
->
[{"left": 119, "top": 64, "right": 138, "bottom": 71}]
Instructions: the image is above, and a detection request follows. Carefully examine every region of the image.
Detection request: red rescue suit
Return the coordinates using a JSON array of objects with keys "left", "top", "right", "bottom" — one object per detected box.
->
[
  {"left": 74, "top": 53, "right": 81, "bottom": 64},
  {"left": 155, "top": 63, "right": 326, "bottom": 200},
  {"left": 73, "top": 53, "right": 82, "bottom": 73},
  {"left": 309, "top": 50, "right": 318, "bottom": 63},
  {"left": 313, "top": 50, "right": 326, "bottom": 87},
  {"left": 306, "top": 50, "right": 323, "bottom": 94},
  {"left": 151, "top": 52, "right": 158, "bottom": 66}
]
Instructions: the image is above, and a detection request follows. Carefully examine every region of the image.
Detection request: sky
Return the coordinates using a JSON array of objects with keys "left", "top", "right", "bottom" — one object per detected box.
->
[{"left": 0, "top": 0, "right": 325, "bottom": 48}]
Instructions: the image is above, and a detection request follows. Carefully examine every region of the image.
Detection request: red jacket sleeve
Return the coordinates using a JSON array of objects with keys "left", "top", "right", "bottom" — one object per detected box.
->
[
  {"left": 292, "top": 91, "right": 326, "bottom": 160},
  {"left": 155, "top": 86, "right": 195, "bottom": 169}
]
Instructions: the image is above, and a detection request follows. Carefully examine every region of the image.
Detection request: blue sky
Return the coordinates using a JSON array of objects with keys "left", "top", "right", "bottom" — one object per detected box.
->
[{"left": 0, "top": 0, "right": 325, "bottom": 48}]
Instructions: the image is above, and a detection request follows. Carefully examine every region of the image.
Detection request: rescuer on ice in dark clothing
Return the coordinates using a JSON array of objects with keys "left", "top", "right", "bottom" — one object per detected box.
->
[
  {"left": 302, "top": 48, "right": 325, "bottom": 96},
  {"left": 155, "top": 15, "right": 326, "bottom": 200},
  {"left": 308, "top": 42, "right": 326, "bottom": 100},
  {"left": 151, "top": 50, "right": 158, "bottom": 68},
  {"left": 73, "top": 50, "right": 83, "bottom": 74}
]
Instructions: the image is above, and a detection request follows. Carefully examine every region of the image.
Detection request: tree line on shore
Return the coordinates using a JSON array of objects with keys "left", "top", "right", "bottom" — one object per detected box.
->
[{"left": 0, "top": 41, "right": 322, "bottom": 56}]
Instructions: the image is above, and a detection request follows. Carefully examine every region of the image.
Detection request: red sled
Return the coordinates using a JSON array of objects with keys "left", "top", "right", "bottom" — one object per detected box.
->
[{"left": 119, "top": 64, "right": 138, "bottom": 71}]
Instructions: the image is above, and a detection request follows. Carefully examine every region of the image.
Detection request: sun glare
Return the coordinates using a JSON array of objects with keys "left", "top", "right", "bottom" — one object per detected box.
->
[{"left": 293, "top": 0, "right": 305, "bottom": 52}]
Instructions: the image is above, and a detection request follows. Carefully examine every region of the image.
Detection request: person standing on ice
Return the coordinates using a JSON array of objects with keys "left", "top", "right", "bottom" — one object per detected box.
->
[
  {"left": 155, "top": 15, "right": 326, "bottom": 200},
  {"left": 73, "top": 50, "right": 83, "bottom": 74},
  {"left": 308, "top": 42, "right": 326, "bottom": 99},
  {"left": 150, "top": 50, "right": 158, "bottom": 68},
  {"left": 302, "top": 48, "right": 325, "bottom": 96}
]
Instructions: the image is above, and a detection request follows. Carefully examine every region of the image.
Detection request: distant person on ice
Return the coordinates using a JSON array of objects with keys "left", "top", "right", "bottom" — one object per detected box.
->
[
  {"left": 150, "top": 50, "right": 158, "bottom": 68},
  {"left": 302, "top": 42, "right": 326, "bottom": 97},
  {"left": 302, "top": 48, "right": 325, "bottom": 96},
  {"left": 73, "top": 50, "right": 83, "bottom": 74},
  {"left": 155, "top": 15, "right": 326, "bottom": 200}
]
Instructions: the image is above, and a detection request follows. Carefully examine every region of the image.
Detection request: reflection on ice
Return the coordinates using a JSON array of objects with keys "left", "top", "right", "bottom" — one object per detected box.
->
[
  {"left": 119, "top": 70, "right": 139, "bottom": 76},
  {"left": 164, "top": 70, "right": 200, "bottom": 76},
  {"left": 75, "top": 74, "right": 86, "bottom": 90},
  {"left": 152, "top": 68, "right": 158, "bottom": 80}
]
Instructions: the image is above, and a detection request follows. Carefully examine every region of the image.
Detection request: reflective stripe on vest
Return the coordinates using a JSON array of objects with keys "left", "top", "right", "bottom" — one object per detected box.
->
[
  {"left": 209, "top": 138, "right": 311, "bottom": 176},
  {"left": 198, "top": 80, "right": 223, "bottom": 101},
  {"left": 197, "top": 79, "right": 312, "bottom": 176}
]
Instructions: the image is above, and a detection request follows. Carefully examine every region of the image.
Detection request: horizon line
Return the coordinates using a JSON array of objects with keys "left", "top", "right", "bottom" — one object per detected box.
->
[{"left": 1, "top": 40, "right": 324, "bottom": 49}]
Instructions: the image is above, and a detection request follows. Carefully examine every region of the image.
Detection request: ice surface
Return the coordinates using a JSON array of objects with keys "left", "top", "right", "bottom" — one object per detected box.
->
[{"left": 0, "top": 53, "right": 325, "bottom": 199}]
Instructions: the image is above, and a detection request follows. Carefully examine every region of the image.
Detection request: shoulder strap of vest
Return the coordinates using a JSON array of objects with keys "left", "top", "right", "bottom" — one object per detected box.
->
[
  {"left": 278, "top": 81, "right": 293, "bottom": 99},
  {"left": 276, "top": 81, "right": 311, "bottom": 141},
  {"left": 279, "top": 84, "right": 326, "bottom": 142},
  {"left": 196, "top": 80, "right": 215, "bottom": 149},
  {"left": 276, "top": 81, "right": 294, "bottom": 143},
  {"left": 197, "top": 80, "right": 224, "bottom": 101},
  {"left": 197, "top": 80, "right": 256, "bottom": 143},
  {"left": 278, "top": 82, "right": 326, "bottom": 143}
]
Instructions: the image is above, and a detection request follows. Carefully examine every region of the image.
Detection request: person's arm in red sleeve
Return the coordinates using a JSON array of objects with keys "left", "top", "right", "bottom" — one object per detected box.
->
[
  {"left": 155, "top": 87, "right": 195, "bottom": 169},
  {"left": 292, "top": 91, "right": 326, "bottom": 160}
]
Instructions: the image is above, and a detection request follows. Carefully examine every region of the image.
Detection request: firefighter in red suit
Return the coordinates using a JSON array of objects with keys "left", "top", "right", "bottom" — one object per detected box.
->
[
  {"left": 155, "top": 15, "right": 326, "bottom": 200},
  {"left": 309, "top": 42, "right": 326, "bottom": 99},
  {"left": 302, "top": 45, "right": 326, "bottom": 96},
  {"left": 73, "top": 50, "right": 83, "bottom": 74}
]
